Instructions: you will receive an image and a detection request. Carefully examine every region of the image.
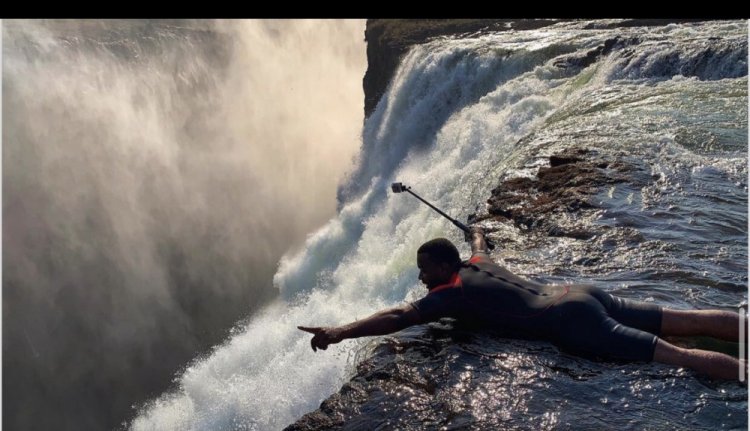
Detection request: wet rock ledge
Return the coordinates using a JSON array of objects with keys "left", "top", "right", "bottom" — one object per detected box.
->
[{"left": 473, "top": 147, "right": 647, "bottom": 240}]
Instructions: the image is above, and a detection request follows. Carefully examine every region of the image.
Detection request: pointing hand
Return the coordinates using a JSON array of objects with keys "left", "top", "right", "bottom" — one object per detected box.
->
[{"left": 298, "top": 326, "right": 344, "bottom": 352}]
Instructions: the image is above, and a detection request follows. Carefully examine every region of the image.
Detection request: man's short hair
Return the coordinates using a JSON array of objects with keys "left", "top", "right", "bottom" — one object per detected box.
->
[{"left": 418, "top": 238, "right": 461, "bottom": 268}]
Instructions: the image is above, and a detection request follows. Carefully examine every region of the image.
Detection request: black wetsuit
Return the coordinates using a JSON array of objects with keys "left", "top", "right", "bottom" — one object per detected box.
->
[{"left": 411, "top": 252, "right": 663, "bottom": 361}]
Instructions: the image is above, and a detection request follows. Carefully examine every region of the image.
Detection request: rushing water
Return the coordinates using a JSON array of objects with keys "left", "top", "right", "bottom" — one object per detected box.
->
[{"left": 130, "top": 20, "right": 747, "bottom": 430}]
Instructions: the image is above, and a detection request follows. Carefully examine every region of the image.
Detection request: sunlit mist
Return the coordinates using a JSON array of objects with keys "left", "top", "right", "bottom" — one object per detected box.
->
[{"left": 2, "top": 19, "right": 366, "bottom": 431}]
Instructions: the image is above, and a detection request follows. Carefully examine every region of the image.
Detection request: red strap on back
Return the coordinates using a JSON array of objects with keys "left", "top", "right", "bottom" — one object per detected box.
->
[
  {"left": 429, "top": 272, "right": 462, "bottom": 294},
  {"left": 469, "top": 255, "right": 487, "bottom": 264}
]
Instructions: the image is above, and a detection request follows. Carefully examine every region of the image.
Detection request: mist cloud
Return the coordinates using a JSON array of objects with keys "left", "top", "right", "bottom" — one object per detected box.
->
[{"left": 2, "top": 19, "right": 365, "bottom": 430}]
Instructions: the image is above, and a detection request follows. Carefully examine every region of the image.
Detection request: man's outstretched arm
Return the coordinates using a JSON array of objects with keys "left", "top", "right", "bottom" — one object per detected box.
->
[
  {"left": 469, "top": 226, "right": 488, "bottom": 255},
  {"left": 298, "top": 304, "right": 423, "bottom": 352}
]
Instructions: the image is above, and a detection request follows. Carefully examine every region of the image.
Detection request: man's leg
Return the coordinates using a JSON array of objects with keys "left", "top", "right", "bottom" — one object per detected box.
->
[
  {"left": 661, "top": 309, "right": 741, "bottom": 341},
  {"left": 653, "top": 338, "right": 744, "bottom": 380}
]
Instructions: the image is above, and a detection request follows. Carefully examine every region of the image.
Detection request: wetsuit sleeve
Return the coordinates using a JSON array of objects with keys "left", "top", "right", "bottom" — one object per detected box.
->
[
  {"left": 468, "top": 251, "right": 492, "bottom": 265},
  {"left": 411, "top": 292, "right": 454, "bottom": 323}
]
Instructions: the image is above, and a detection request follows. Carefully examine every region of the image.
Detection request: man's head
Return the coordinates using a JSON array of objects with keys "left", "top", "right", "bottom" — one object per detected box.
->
[{"left": 417, "top": 238, "right": 461, "bottom": 289}]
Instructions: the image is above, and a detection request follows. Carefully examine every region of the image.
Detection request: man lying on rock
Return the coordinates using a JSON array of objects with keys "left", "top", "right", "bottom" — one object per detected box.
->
[{"left": 300, "top": 227, "right": 745, "bottom": 380}]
